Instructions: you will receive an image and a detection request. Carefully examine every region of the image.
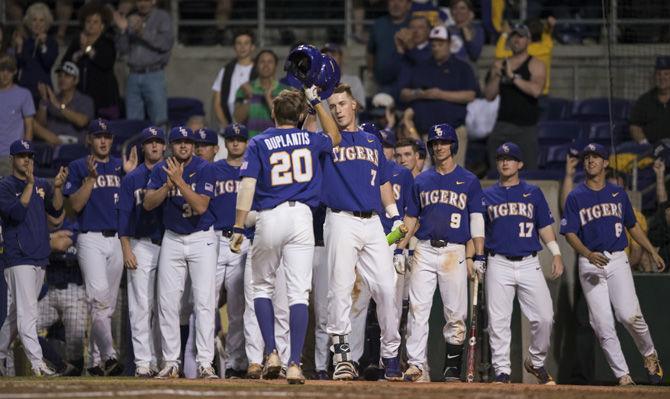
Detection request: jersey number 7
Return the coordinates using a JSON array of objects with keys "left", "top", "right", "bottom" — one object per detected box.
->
[{"left": 270, "top": 149, "right": 313, "bottom": 186}]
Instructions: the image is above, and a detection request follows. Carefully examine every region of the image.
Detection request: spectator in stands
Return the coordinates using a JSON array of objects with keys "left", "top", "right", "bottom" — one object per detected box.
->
[
  {"left": 495, "top": 17, "right": 556, "bottom": 95},
  {"left": 321, "top": 43, "right": 366, "bottom": 108},
  {"left": 353, "top": 0, "right": 385, "bottom": 44},
  {"left": 13, "top": 2, "right": 59, "bottom": 104},
  {"left": 629, "top": 56, "right": 670, "bottom": 146},
  {"left": 34, "top": 62, "right": 95, "bottom": 145},
  {"left": 233, "top": 50, "right": 287, "bottom": 138},
  {"left": 113, "top": 0, "right": 174, "bottom": 125},
  {"left": 484, "top": 23, "right": 546, "bottom": 170},
  {"left": 0, "top": 55, "right": 34, "bottom": 176},
  {"left": 447, "top": 0, "right": 485, "bottom": 64},
  {"left": 649, "top": 159, "right": 670, "bottom": 272},
  {"left": 211, "top": 30, "right": 257, "bottom": 129},
  {"left": 367, "top": 0, "right": 412, "bottom": 100},
  {"left": 395, "top": 15, "right": 431, "bottom": 66},
  {"left": 410, "top": 0, "right": 447, "bottom": 26},
  {"left": 63, "top": 2, "right": 121, "bottom": 120},
  {"left": 6, "top": 1, "right": 73, "bottom": 44},
  {"left": 398, "top": 25, "right": 477, "bottom": 167},
  {"left": 394, "top": 138, "right": 421, "bottom": 177}
]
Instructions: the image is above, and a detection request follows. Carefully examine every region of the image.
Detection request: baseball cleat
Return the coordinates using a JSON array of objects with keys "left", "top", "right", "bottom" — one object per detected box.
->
[
  {"left": 333, "top": 361, "right": 358, "bottom": 381},
  {"left": 198, "top": 365, "right": 219, "bottom": 379},
  {"left": 225, "top": 368, "right": 246, "bottom": 379},
  {"left": 403, "top": 365, "right": 424, "bottom": 382},
  {"left": 618, "top": 374, "right": 636, "bottom": 386},
  {"left": 261, "top": 350, "right": 282, "bottom": 379},
  {"left": 0, "top": 359, "right": 7, "bottom": 376},
  {"left": 644, "top": 351, "right": 664, "bottom": 385},
  {"left": 362, "top": 364, "right": 382, "bottom": 381},
  {"left": 279, "top": 367, "right": 287, "bottom": 379},
  {"left": 155, "top": 364, "right": 180, "bottom": 379},
  {"left": 104, "top": 358, "right": 124, "bottom": 376},
  {"left": 246, "top": 363, "right": 262, "bottom": 379},
  {"left": 314, "top": 369, "right": 330, "bottom": 380},
  {"left": 382, "top": 357, "right": 403, "bottom": 381},
  {"left": 32, "top": 363, "right": 58, "bottom": 377},
  {"left": 523, "top": 358, "right": 555, "bottom": 385},
  {"left": 493, "top": 373, "right": 511, "bottom": 384},
  {"left": 286, "top": 362, "right": 305, "bottom": 385},
  {"left": 135, "top": 366, "right": 155, "bottom": 378},
  {"left": 87, "top": 365, "right": 104, "bottom": 376},
  {"left": 443, "top": 366, "right": 462, "bottom": 382}
]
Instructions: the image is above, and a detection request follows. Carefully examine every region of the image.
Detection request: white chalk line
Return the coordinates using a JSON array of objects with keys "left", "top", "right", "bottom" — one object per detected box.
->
[{"left": 0, "top": 388, "right": 354, "bottom": 399}]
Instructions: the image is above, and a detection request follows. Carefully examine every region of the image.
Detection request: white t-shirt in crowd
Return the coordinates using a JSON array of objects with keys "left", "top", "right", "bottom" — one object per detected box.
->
[{"left": 211, "top": 62, "right": 254, "bottom": 122}]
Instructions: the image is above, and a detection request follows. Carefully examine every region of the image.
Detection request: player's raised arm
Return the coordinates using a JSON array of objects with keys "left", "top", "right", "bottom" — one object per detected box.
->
[{"left": 305, "top": 86, "right": 341, "bottom": 146}]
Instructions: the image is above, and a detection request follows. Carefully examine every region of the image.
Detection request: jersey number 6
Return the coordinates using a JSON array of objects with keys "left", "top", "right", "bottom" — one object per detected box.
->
[{"left": 270, "top": 149, "right": 313, "bottom": 186}]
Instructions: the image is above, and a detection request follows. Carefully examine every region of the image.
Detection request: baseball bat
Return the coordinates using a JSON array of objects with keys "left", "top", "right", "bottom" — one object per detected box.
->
[
  {"left": 465, "top": 274, "right": 479, "bottom": 383},
  {"left": 386, "top": 224, "right": 408, "bottom": 245}
]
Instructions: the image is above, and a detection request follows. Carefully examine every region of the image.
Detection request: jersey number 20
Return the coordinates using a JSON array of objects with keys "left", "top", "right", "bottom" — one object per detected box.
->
[{"left": 270, "top": 149, "right": 313, "bottom": 186}]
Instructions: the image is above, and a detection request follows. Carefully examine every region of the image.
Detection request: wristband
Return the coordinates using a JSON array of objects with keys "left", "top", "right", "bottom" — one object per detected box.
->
[
  {"left": 546, "top": 241, "right": 561, "bottom": 256},
  {"left": 408, "top": 249, "right": 414, "bottom": 257},
  {"left": 473, "top": 254, "right": 486, "bottom": 262},
  {"left": 394, "top": 248, "right": 403, "bottom": 255},
  {"left": 232, "top": 226, "right": 245, "bottom": 235}
]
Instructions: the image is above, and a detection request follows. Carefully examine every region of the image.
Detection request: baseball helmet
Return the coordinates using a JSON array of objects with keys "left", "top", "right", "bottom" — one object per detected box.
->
[
  {"left": 283, "top": 44, "right": 341, "bottom": 101},
  {"left": 427, "top": 123, "right": 459, "bottom": 155}
]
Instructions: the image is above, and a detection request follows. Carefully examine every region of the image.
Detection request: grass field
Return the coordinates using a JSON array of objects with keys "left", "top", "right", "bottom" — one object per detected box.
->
[{"left": 0, "top": 378, "right": 668, "bottom": 399}]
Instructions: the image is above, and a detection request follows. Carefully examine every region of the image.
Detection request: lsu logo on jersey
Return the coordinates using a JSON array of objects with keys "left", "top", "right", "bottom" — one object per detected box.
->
[
  {"left": 419, "top": 189, "right": 467, "bottom": 210},
  {"left": 93, "top": 175, "right": 121, "bottom": 189},
  {"left": 487, "top": 202, "right": 535, "bottom": 221},
  {"left": 215, "top": 179, "right": 240, "bottom": 196},
  {"left": 578, "top": 203, "right": 623, "bottom": 226}
]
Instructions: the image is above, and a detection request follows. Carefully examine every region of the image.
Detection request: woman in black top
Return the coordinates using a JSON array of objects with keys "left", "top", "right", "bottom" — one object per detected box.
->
[{"left": 63, "top": 2, "right": 121, "bottom": 120}]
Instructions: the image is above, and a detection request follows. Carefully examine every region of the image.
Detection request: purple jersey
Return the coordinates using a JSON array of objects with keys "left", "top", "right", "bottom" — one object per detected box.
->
[
  {"left": 209, "top": 159, "right": 241, "bottom": 230},
  {"left": 240, "top": 127, "right": 332, "bottom": 210},
  {"left": 380, "top": 162, "right": 414, "bottom": 234},
  {"left": 118, "top": 163, "right": 164, "bottom": 242},
  {"left": 406, "top": 165, "right": 484, "bottom": 243},
  {"left": 321, "top": 130, "right": 392, "bottom": 212},
  {"left": 146, "top": 156, "right": 216, "bottom": 234},
  {"left": 483, "top": 180, "right": 553, "bottom": 257},
  {"left": 0, "top": 176, "right": 56, "bottom": 268},
  {"left": 63, "top": 157, "right": 122, "bottom": 232},
  {"left": 560, "top": 182, "right": 636, "bottom": 252}
]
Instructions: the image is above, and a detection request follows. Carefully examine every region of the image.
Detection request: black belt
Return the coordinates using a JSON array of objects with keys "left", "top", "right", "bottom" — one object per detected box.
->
[
  {"left": 490, "top": 251, "right": 537, "bottom": 261},
  {"left": 331, "top": 208, "right": 374, "bottom": 219},
  {"left": 221, "top": 229, "right": 233, "bottom": 238},
  {"left": 83, "top": 230, "right": 116, "bottom": 237},
  {"left": 129, "top": 64, "right": 164, "bottom": 74},
  {"left": 430, "top": 239, "right": 450, "bottom": 248}
]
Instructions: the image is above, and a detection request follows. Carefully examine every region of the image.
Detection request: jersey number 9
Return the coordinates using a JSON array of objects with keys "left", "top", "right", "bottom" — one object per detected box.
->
[{"left": 270, "top": 149, "right": 313, "bottom": 186}]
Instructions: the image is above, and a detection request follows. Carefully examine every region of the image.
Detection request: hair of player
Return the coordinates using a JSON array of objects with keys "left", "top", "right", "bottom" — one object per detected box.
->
[
  {"left": 395, "top": 138, "right": 419, "bottom": 153},
  {"left": 332, "top": 83, "right": 360, "bottom": 111},
  {"left": 233, "top": 28, "right": 256, "bottom": 45},
  {"left": 273, "top": 89, "right": 308, "bottom": 126}
]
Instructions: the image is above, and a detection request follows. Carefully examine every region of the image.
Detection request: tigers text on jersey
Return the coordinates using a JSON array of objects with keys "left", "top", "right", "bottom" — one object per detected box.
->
[
  {"left": 321, "top": 130, "right": 391, "bottom": 213},
  {"left": 146, "top": 156, "right": 216, "bottom": 234},
  {"left": 63, "top": 157, "right": 122, "bottom": 232},
  {"left": 483, "top": 181, "right": 553, "bottom": 257},
  {"left": 560, "top": 182, "right": 636, "bottom": 252},
  {"left": 240, "top": 127, "right": 332, "bottom": 210},
  {"left": 118, "top": 163, "right": 164, "bottom": 242},
  {"left": 406, "top": 165, "right": 484, "bottom": 243}
]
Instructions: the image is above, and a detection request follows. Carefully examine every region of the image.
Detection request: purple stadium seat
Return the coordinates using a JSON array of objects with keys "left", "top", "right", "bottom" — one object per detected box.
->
[
  {"left": 571, "top": 97, "right": 632, "bottom": 121},
  {"left": 52, "top": 143, "right": 89, "bottom": 169},
  {"left": 168, "top": 97, "right": 205, "bottom": 126},
  {"left": 107, "top": 119, "right": 152, "bottom": 157},
  {"left": 538, "top": 96, "right": 573, "bottom": 121},
  {"left": 537, "top": 121, "right": 586, "bottom": 146},
  {"left": 587, "top": 121, "right": 630, "bottom": 145}
]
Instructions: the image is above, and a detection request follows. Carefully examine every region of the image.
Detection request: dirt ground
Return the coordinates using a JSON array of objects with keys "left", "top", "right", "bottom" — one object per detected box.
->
[{"left": 0, "top": 378, "right": 668, "bottom": 399}]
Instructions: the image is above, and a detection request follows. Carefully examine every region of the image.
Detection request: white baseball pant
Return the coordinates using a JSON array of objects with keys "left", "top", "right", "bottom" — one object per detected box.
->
[
  {"left": 0, "top": 265, "right": 46, "bottom": 369},
  {"left": 157, "top": 228, "right": 218, "bottom": 368},
  {"left": 244, "top": 242, "right": 290, "bottom": 366},
  {"left": 324, "top": 209, "right": 400, "bottom": 359},
  {"left": 578, "top": 250, "right": 656, "bottom": 378},
  {"left": 127, "top": 238, "right": 162, "bottom": 369},
  {"left": 486, "top": 253, "right": 554, "bottom": 375},
  {"left": 406, "top": 241, "right": 467, "bottom": 367},
  {"left": 312, "top": 245, "right": 329, "bottom": 371},
  {"left": 77, "top": 232, "right": 123, "bottom": 363}
]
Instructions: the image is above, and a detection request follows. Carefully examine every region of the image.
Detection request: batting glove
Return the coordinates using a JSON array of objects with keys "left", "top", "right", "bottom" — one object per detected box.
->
[
  {"left": 304, "top": 85, "right": 321, "bottom": 107},
  {"left": 473, "top": 254, "right": 487, "bottom": 280},
  {"left": 230, "top": 226, "right": 245, "bottom": 254},
  {"left": 393, "top": 248, "right": 405, "bottom": 275}
]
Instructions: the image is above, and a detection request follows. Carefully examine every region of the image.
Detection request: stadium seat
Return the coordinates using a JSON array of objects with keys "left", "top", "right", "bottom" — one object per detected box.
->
[
  {"left": 540, "top": 144, "right": 572, "bottom": 170},
  {"left": 538, "top": 96, "right": 573, "bottom": 121},
  {"left": 168, "top": 97, "right": 205, "bottom": 126},
  {"left": 615, "top": 141, "right": 653, "bottom": 156},
  {"left": 52, "top": 143, "right": 89, "bottom": 169},
  {"left": 32, "top": 142, "right": 54, "bottom": 168},
  {"left": 519, "top": 169, "right": 565, "bottom": 181},
  {"left": 571, "top": 97, "right": 632, "bottom": 121},
  {"left": 587, "top": 121, "right": 630, "bottom": 145},
  {"left": 537, "top": 121, "right": 586, "bottom": 146},
  {"left": 107, "top": 119, "right": 152, "bottom": 157}
]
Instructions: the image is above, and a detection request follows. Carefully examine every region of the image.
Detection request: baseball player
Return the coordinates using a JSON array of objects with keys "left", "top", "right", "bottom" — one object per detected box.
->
[
  {"left": 394, "top": 139, "right": 421, "bottom": 178},
  {"left": 118, "top": 127, "right": 166, "bottom": 377},
  {"left": 322, "top": 84, "right": 404, "bottom": 381},
  {"left": 144, "top": 126, "right": 219, "bottom": 379},
  {"left": 63, "top": 119, "right": 132, "bottom": 376},
  {"left": 0, "top": 140, "right": 67, "bottom": 377},
  {"left": 483, "top": 142, "right": 564, "bottom": 384},
  {"left": 230, "top": 87, "right": 340, "bottom": 384},
  {"left": 347, "top": 122, "right": 414, "bottom": 379},
  {"left": 561, "top": 143, "right": 665, "bottom": 386},
  {"left": 398, "top": 123, "right": 486, "bottom": 383}
]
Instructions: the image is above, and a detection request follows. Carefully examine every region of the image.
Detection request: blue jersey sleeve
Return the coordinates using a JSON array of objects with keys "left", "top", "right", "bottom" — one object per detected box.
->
[
  {"left": 0, "top": 181, "right": 27, "bottom": 222},
  {"left": 401, "top": 170, "right": 414, "bottom": 213},
  {"left": 146, "top": 164, "right": 166, "bottom": 190},
  {"left": 466, "top": 179, "right": 485, "bottom": 214},
  {"left": 195, "top": 164, "right": 216, "bottom": 198},
  {"left": 406, "top": 181, "right": 421, "bottom": 218},
  {"left": 378, "top": 150, "right": 392, "bottom": 185},
  {"left": 314, "top": 132, "right": 333, "bottom": 155},
  {"left": 560, "top": 193, "right": 580, "bottom": 235},
  {"left": 622, "top": 192, "right": 636, "bottom": 228},
  {"left": 534, "top": 188, "right": 554, "bottom": 229},
  {"left": 118, "top": 175, "right": 135, "bottom": 237},
  {"left": 63, "top": 159, "right": 84, "bottom": 196},
  {"left": 240, "top": 139, "right": 261, "bottom": 179}
]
